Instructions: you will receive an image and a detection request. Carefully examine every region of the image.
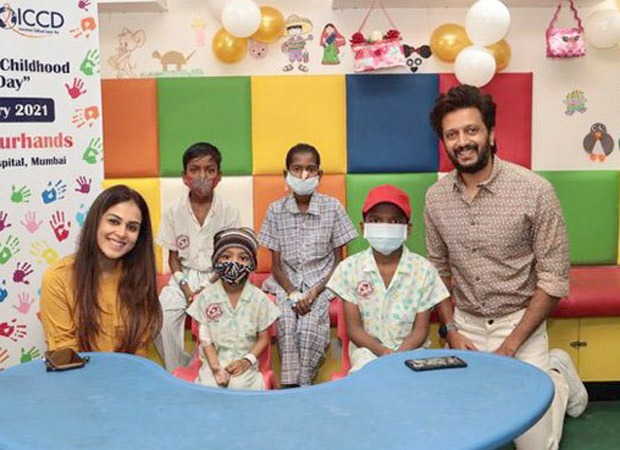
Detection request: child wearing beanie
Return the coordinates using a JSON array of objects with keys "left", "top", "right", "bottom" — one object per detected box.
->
[{"left": 187, "top": 227, "right": 280, "bottom": 389}]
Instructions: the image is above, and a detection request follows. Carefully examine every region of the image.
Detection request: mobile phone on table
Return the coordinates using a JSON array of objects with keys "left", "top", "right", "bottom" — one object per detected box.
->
[
  {"left": 44, "top": 347, "right": 90, "bottom": 372},
  {"left": 404, "top": 355, "right": 467, "bottom": 372}
]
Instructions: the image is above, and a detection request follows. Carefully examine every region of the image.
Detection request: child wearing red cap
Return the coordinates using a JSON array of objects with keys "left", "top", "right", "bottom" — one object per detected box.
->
[{"left": 327, "top": 184, "right": 449, "bottom": 372}]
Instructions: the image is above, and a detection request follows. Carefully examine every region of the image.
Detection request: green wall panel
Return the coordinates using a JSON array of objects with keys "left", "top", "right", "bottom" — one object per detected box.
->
[
  {"left": 538, "top": 171, "right": 618, "bottom": 265},
  {"left": 157, "top": 77, "right": 252, "bottom": 176},
  {"left": 346, "top": 173, "right": 438, "bottom": 256}
]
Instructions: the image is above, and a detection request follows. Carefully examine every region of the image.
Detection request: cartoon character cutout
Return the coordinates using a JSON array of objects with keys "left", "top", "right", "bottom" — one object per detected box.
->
[
  {"left": 152, "top": 50, "right": 196, "bottom": 72},
  {"left": 319, "top": 23, "right": 345, "bottom": 65},
  {"left": 403, "top": 44, "right": 432, "bottom": 73},
  {"left": 583, "top": 123, "right": 614, "bottom": 162},
  {"left": 108, "top": 28, "right": 146, "bottom": 78},
  {"left": 248, "top": 39, "right": 268, "bottom": 59},
  {"left": 281, "top": 15, "right": 313, "bottom": 72},
  {"left": 564, "top": 90, "right": 587, "bottom": 116}
]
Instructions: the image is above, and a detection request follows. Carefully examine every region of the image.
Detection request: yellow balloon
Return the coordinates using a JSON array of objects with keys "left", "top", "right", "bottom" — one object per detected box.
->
[
  {"left": 251, "top": 6, "right": 285, "bottom": 44},
  {"left": 212, "top": 28, "right": 248, "bottom": 63},
  {"left": 430, "top": 23, "right": 472, "bottom": 63},
  {"left": 487, "top": 40, "right": 511, "bottom": 72}
]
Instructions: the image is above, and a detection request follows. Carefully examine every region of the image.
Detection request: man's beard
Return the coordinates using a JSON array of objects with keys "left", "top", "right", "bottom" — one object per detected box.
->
[{"left": 448, "top": 141, "right": 493, "bottom": 174}]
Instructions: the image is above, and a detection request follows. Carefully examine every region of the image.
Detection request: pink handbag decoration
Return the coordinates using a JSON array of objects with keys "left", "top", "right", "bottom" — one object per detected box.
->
[
  {"left": 546, "top": 0, "right": 586, "bottom": 58},
  {"left": 350, "top": 1, "right": 406, "bottom": 72}
]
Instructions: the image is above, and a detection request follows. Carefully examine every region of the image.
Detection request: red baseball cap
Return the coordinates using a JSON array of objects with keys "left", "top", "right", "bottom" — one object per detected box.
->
[{"left": 362, "top": 184, "right": 411, "bottom": 220}]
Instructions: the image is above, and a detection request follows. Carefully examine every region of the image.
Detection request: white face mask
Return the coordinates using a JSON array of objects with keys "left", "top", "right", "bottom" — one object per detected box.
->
[
  {"left": 364, "top": 223, "right": 407, "bottom": 255},
  {"left": 286, "top": 172, "right": 319, "bottom": 196}
]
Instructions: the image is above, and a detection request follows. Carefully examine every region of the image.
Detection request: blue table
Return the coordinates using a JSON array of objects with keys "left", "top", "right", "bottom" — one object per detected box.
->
[{"left": 0, "top": 349, "right": 553, "bottom": 450}]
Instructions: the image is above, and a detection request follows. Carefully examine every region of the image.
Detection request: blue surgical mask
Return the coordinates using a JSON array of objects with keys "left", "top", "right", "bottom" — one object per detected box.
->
[
  {"left": 364, "top": 223, "right": 407, "bottom": 255},
  {"left": 286, "top": 172, "right": 319, "bottom": 196}
]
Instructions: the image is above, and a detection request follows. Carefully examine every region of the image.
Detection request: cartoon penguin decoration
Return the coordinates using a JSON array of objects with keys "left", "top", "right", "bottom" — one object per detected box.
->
[{"left": 583, "top": 123, "right": 614, "bottom": 162}]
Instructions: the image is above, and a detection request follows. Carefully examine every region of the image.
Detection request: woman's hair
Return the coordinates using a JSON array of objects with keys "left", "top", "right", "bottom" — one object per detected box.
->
[{"left": 73, "top": 185, "right": 162, "bottom": 353}]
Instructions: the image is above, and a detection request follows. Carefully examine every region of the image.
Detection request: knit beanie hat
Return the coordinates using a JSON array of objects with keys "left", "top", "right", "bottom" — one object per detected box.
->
[{"left": 211, "top": 227, "right": 259, "bottom": 268}]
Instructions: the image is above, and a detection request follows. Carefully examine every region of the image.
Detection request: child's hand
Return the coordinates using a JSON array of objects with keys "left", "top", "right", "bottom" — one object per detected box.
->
[
  {"left": 294, "top": 288, "right": 318, "bottom": 316},
  {"left": 225, "top": 359, "right": 251, "bottom": 377},
  {"left": 213, "top": 367, "right": 230, "bottom": 387}
]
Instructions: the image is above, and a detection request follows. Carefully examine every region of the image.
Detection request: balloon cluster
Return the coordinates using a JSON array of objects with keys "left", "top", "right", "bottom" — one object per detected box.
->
[
  {"left": 431, "top": 0, "right": 511, "bottom": 87},
  {"left": 209, "top": 0, "right": 285, "bottom": 63}
]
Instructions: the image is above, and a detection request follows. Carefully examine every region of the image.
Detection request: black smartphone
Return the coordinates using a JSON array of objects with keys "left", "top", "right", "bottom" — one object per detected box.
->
[
  {"left": 44, "top": 348, "right": 90, "bottom": 372},
  {"left": 404, "top": 355, "right": 468, "bottom": 372}
]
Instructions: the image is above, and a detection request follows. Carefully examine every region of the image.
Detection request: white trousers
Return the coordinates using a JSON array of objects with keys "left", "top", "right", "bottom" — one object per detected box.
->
[
  {"left": 454, "top": 308, "right": 569, "bottom": 450},
  {"left": 155, "top": 269, "right": 208, "bottom": 372}
]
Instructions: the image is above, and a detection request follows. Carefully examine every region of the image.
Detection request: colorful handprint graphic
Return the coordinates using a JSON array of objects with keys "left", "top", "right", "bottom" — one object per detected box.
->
[
  {"left": 20, "top": 346, "right": 41, "bottom": 363},
  {"left": 50, "top": 211, "right": 71, "bottom": 242},
  {"left": 82, "top": 137, "right": 103, "bottom": 164},
  {"left": 30, "top": 241, "right": 59, "bottom": 265},
  {"left": 65, "top": 78, "right": 87, "bottom": 99},
  {"left": 80, "top": 49, "right": 100, "bottom": 76},
  {"left": 20, "top": 211, "right": 42, "bottom": 234},
  {"left": 72, "top": 106, "right": 99, "bottom": 128},
  {"left": 0, "top": 319, "right": 27, "bottom": 342},
  {"left": 0, "top": 211, "right": 12, "bottom": 233},
  {"left": 42, "top": 180, "right": 68, "bottom": 204},
  {"left": 13, "top": 293, "right": 35, "bottom": 315},
  {"left": 13, "top": 262, "right": 33, "bottom": 284},
  {"left": 11, "top": 185, "right": 31, "bottom": 204},
  {"left": 75, "top": 176, "right": 92, "bottom": 194},
  {"left": 0, "top": 235, "right": 20, "bottom": 265},
  {"left": 0, "top": 280, "right": 7, "bottom": 303}
]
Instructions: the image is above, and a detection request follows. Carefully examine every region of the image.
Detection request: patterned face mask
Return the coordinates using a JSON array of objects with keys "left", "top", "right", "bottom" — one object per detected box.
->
[{"left": 214, "top": 261, "right": 254, "bottom": 285}]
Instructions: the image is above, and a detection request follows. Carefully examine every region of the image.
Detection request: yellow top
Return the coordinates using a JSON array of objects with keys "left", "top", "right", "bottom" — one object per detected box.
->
[{"left": 40, "top": 256, "right": 147, "bottom": 356}]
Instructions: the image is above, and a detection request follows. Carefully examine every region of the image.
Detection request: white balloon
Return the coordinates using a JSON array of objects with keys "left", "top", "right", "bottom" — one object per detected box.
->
[
  {"left": 466, "top": 0, "right": 511, "bottom": 46},
  {"left": 222, "top": 0, "right": 261, "bottom": 38},
  {"left": 584, "top": 9, "right": 620, "bottom": 49},
  {"left": 454, "top": 46, "right": 497, "bottom": 87},
  {"left": 206, "top": 0, "right": 230, "bottom": 23}
]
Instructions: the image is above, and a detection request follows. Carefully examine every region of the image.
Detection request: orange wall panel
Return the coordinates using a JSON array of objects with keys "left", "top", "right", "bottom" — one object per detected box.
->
[{"left": 102, "top": 79, "right": 159, "bottom": 178}]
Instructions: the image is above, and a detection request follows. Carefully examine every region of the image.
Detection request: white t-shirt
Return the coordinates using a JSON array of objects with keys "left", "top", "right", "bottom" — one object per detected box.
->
[{"left": 158, "top": 192, "right": 241, "bottom": 272}]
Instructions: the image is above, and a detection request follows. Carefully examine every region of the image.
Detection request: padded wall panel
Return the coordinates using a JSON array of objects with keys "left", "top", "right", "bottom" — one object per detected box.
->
[
  {"left": 251, "top": 75, "right": 347, "bottom": 175},
  {"left": 538, "top": 171, "right": 618, "bottom": 265},
  {"left": 346, "top": 74, "right": 439, "bottom": 173},
  {"left": 253, "top": 175, "right": 347, "bottom": 273},
  {"left": 102, "top": 178, "right": 163, "bottom": 273},
  {"left": 157, "top": 77, "right": 252, "bottom": 176},
  {"left": 158, "top": 177, "right": 254, "bottom": 273},
  {"left": 102, "top": 79, "right": 159, "bottom": 178},
  {"left": 346, "top": 173, "right": 438, "bottom": 256},
  {"left": 438, "top": 73, "right": 533, "bottom": 172}
]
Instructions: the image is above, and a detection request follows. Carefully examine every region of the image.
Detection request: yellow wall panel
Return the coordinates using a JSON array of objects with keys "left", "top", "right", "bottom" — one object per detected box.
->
[
  {"left": 579, "top": 317, "right": 620, "bottom": 382},
  {"left": 102, "top": 178, "right": 163, "bottom": 273},
  {"left": 251, "top": 75, "right": 347, "bottom": 175}
]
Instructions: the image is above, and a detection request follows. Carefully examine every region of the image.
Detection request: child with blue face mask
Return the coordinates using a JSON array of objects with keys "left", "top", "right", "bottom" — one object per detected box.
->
[
  {"left": 187, "top": 228, "right": 280, "bottom": 390},
  {"left": 258, "top": 143, "right": 358, "bottom": 387},
  {"left": 327, "top": 184, "right": 449, "bottom": 373}
]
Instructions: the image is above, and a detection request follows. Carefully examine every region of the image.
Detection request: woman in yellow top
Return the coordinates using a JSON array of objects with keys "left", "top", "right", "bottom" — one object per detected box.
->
[{"left": 40, "top": 185, "right": 162, "bottom": 356}]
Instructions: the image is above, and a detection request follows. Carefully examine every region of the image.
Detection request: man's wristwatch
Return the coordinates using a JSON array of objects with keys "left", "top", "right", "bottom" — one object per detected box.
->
[{"left": 438, "top": 322, "right": 459, "bottom": 339}]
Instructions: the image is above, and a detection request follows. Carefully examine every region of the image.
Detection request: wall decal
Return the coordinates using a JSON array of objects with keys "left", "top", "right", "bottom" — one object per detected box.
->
[
  {"left": 319, "top": 23, "right": 345, "bottom": 65},
  {"left": 583, "top": 123, "right": 614, "bottom": 162},
  {"left": 152, "top": 50, "right": 197, "bottom": 72},
  {"left": 108, "top": 28, "right": 146, "bottom": 78},
  {"left": 564, "top": 89, "right": 587, "bottom": 116},
  {"left": 248, "top": 39, "right": 268, "bottom": 59},
  {"left": 403, "top": 44, "right": 432, "bottom": 73},
  {"left": 281, "top": 15, "right": 313, "bottom": 72},
  {"left": 191, "top": 16, "right": 207, "bottom": 47}
]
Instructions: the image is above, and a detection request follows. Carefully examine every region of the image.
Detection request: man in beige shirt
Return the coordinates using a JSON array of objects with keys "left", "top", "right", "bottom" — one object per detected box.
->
[{"left": 424, "top": 85, "right": 587, "bottom": 450}]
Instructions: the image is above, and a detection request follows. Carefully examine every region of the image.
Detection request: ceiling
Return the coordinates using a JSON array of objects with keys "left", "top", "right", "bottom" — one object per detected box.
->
[{"left": 332, "top": 0, "right": 602, "bottom": 8}]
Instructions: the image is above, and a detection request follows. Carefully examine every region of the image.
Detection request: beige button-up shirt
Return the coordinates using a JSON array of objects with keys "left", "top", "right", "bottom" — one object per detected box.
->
[{"left": 424, "top": 158, "right": 570, "bottom": 317}]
